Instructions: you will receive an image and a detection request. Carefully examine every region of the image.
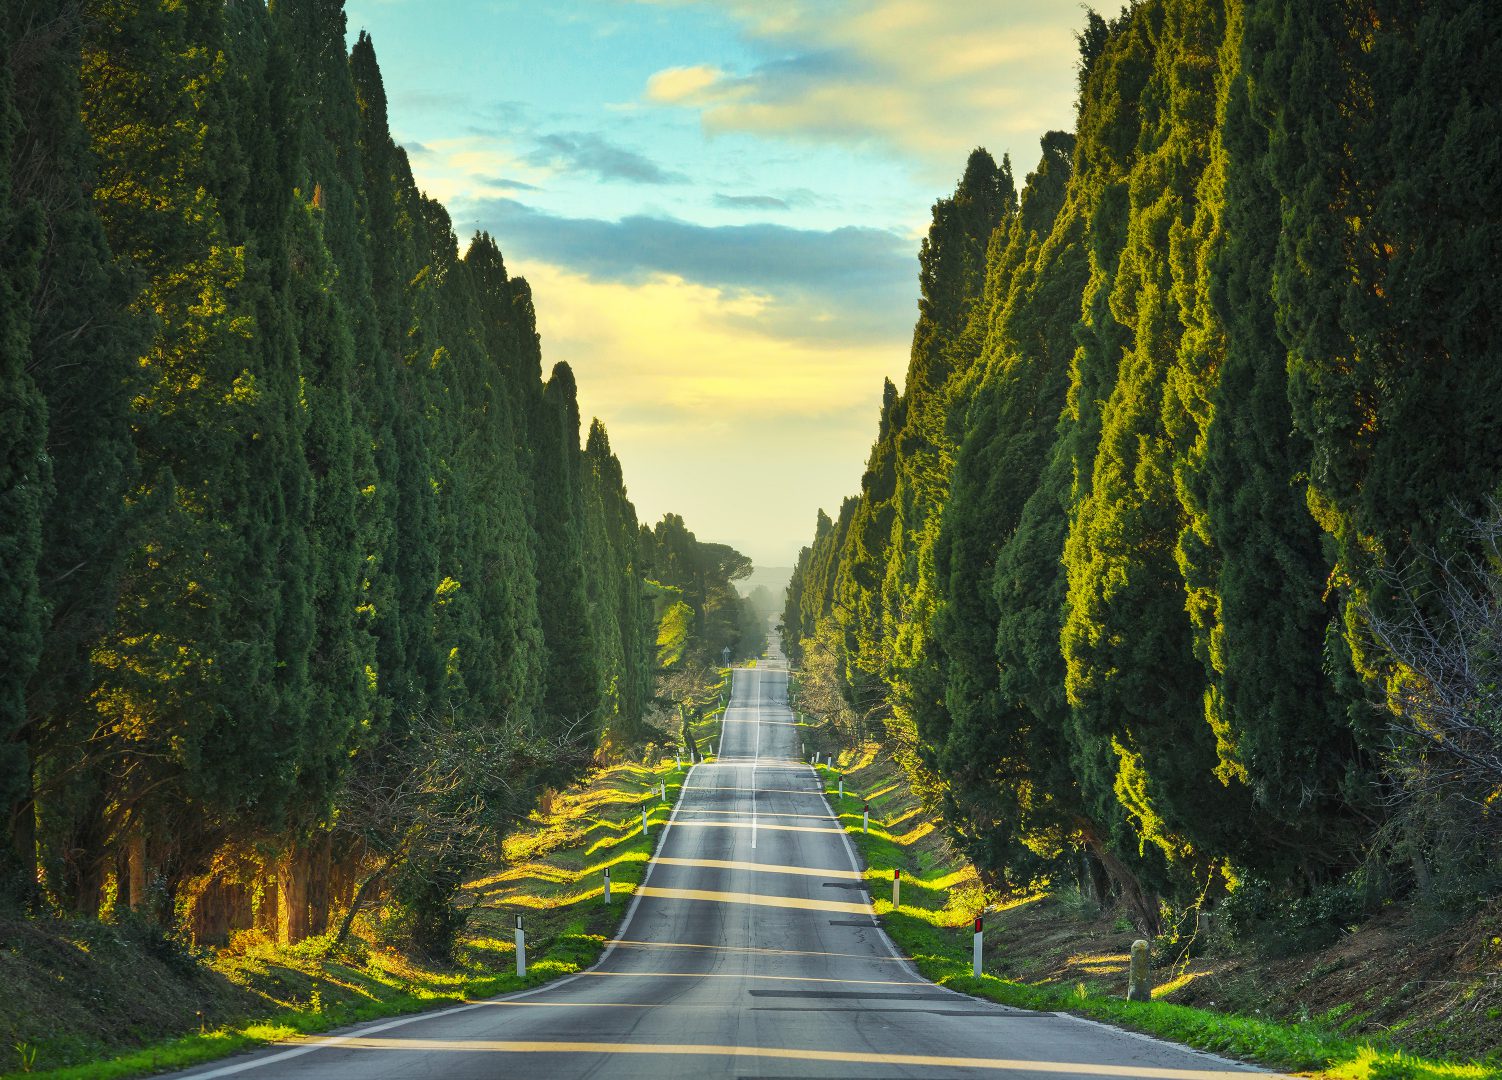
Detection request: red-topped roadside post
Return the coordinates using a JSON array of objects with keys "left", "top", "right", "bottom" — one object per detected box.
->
[{"left": 972, "top": 915, "right": 983, "bottom": 978}]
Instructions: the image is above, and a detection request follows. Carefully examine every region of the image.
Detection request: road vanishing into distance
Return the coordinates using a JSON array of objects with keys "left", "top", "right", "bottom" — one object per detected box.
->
[{"left": 171, "top": 642, "right": 1269, "bottom": 1080}]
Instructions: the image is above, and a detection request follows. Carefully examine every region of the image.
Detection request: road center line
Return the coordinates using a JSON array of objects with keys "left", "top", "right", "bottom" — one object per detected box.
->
[{"left": 752, "top": 668, "right": 760, "bottom": 849}]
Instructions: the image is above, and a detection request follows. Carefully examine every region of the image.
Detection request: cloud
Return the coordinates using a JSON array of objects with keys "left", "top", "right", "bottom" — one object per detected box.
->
[
  {"left": 523, "top": 131, "right": 688, "bottom": 185},
  {"left": 480, "top": 176, "right": 542, "bottom": 192},
  {"left": 467, "top": 198, "right": 915, "bottom": 344},
  {"left": 636, "top": 0, "right": 1081, "bottom": 170},
  {"left": 712, "top": 193, "right": 790, "bottom": 211},
  {"left": 646, "top": 64, "right": 725, "bottom": 103}
]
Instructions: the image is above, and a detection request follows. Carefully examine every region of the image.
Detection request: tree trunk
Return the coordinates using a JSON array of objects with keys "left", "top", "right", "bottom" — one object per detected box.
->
[
  {"left": 126, "top": 830, "right": 147, "bottom": 911},
  {"left": 191, "top": 877, "right": 232, "bottom": 946},
  {"left": 256, "top": 872, "right": 280, "bottom": 935},
  {"left": 9, "top": 725, "right": 38, "bottom": 909},
  {"left": 1079, "top": 821, "right": 1160, "bottom": 935},
  {"left": 307, "top": 833, "right": 332, "bottom": 937},
  {"left": 332, "top": 850, "right": 402, "bottom": 949},
  {"left": 279, "top": 846, "right": 310, "bottom": 944}
]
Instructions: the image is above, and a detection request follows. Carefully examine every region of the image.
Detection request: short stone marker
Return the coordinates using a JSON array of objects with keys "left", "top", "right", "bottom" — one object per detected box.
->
[{"left": 1126, "top": 939, "right": 1152, "bottom": 1002}]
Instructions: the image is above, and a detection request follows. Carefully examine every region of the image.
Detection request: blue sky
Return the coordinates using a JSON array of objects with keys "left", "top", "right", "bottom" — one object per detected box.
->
[{"left": 344, "top": 0, "right": 1083, "bottom": 568}]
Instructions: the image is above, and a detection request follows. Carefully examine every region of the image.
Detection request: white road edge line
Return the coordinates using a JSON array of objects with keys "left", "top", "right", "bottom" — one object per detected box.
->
[{"left": 178, "top": 702, "right": 712, "bottom": 1079}]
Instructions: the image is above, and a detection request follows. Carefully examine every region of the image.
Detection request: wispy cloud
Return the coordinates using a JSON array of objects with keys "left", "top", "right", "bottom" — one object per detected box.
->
[
  {"left": 713, "top": 193, "right": 790, "bottom": 211},
  {"left": 480, "top": 176, "right": 543, "bottom": 192},
  {"left": 523, "top": 131, "right": 688, "bottom": 185},
  {"left": 636, "top": 0, "right": 1080, "bottom": 170},
  {"left": 467, "top": 197, "right": 915, "bottom": 344}
]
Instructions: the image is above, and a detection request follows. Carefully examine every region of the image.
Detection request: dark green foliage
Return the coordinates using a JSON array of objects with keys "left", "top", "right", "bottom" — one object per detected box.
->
[
  {"left": 582, "top": 420, "right": 654, "bottom": 738},
  {"left": 532, "top": 362, "right": 603, "bottom": 742},
  {"left": 0, "top": 13, "right": 48, "bottom": 899},
  {"left": 7, "top": 0, "right": 146, "bottom": 908}
]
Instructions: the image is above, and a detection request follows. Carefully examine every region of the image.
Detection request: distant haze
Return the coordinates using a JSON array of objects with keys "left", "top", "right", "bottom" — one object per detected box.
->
[{"left": 736, "top": 565, "right": 794, "bottom": 602}]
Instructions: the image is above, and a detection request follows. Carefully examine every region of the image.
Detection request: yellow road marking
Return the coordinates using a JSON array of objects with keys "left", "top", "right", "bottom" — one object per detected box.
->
[
  {"left": 635, "top": 884, "right": 870, "bottom": 914},
  {"left": 650, "top": 855, "right": 862, "bottom": 879},
  {"left": 669, "top": 820, "right": 840, "bottom": 835},
  {"left": 324, "top": 1038, "right": 1257, "bottom": 1078},
  {"left": 606, "top": 939, "right": 909, "bottom": 963}
]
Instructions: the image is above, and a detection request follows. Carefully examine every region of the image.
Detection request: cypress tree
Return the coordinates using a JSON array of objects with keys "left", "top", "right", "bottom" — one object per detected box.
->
[
  {"left": 7, "top": 0, "right": 146, "bottom": 905},
  {"left": 583, "top": 420, "right": 653, "bottom": 737},
  {"left": 0, "top": 13, "right": 47, "bottom": 900},
  {"left": 1269, "top": 0, "right": 1502, "bottom": 677},
  {"left": 276, "top": 0, "right": 389, "bottom": 736},
  {"left": 458, "top": 233, "right": 545, "bottom": 721},
  {"left": 1166, "top": 0, "right": 1366, "bottom": 878},
  {"left": 1061, "top": 0, "right": 1254, "bottom": 886},
  {"left": 831, "top": 381, "right": 902, "bottom": 701},
  {"left": 532, "top": 362, "right": 602, "bottom": 751},
  {"left": 80, "top": 0, "right": 307, "bottom": 909},
  {"left": 883, "top": 151, "right": 1014, "bottom": 720},
  {"left": 927, "top": 131, "right": 1085, "bottom": 882}
]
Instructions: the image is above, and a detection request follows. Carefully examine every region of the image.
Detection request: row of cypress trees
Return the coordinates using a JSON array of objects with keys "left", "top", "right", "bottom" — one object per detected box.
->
[
  {"left": 0, "top": 0, "right": 677, "bottom": 945},
  {"left": 784, "top": 0, "right": 1501, "bottom": 929}
]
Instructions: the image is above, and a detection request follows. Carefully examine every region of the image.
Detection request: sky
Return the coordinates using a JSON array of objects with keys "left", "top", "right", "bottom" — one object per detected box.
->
[{"left": 343, "top": 0, "right": 1084, "bottom": 569}]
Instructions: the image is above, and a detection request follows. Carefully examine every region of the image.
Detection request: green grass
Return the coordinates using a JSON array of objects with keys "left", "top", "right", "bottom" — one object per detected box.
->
[{"left": 815, "top": 757, "right": 1501, "bottom": 1080}]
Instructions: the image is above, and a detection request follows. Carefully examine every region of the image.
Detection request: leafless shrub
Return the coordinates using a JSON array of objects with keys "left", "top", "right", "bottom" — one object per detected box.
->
[
  {"left": 1366, "top": 512, "right": 1502, "bottom": 819},
  {"left": 330, "top": 710, "right": 592, "bottom": 947}
]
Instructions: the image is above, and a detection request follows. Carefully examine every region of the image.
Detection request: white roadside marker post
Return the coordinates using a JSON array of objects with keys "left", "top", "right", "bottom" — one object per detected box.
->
[
  {"left": 660, "top": 780, "right": 667, "bottom": 803},
  {"left": 826, "top": 754, "right": 832, "bottom": 768},
  {"left": 675, "top": 750, "right": 681, "bottom": 770},
  {"left": 641, "top": 804, "right": 649, "bottom": 838},
  {"left": 838, "top": 776, "right": 844, "bottom": 798},
  {"left": 893, "top": 867, "right": 901, "bottom": 910},
  {"left": 972, "top": 915, "right": 984, "bottom": 978},
  {"left": 862, "top": 802, "right": 869, "bottom": 834},
  {"left": 603, "top": 866, "right": 612, "bottom": 905},
  {"left": 515, "top": 915, "right": 526, "bottom": 978}
]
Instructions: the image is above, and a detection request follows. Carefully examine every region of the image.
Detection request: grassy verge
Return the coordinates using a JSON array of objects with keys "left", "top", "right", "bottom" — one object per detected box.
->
[
  {"left": 9, "top": 754, "right": 691, "bottom": 1080},
  {"left": 814, "top": 751, "right": 1499, "bottom": 1080}
]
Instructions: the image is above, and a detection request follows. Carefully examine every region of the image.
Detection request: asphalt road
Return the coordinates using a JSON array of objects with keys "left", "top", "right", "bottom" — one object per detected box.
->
[{"left": 171, "top": 644, "right": 1269, "bottom": 1080}]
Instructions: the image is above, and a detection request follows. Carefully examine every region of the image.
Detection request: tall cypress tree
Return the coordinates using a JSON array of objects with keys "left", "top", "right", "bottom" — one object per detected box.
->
[
  {"left": 276, "top": 0, "right": 388, "bottom": 739},
  {"left": 462, "top": 233, "right": 544, "bottom": 720},
  {"left": 882, "top": 151, "right": 1014, "bottom": 721},
  {"left": 0, "top": 13, "right": 47, "bottom": 901},
  {"left": 1163, "top": 0, "right": 1367, "bottom": 879},
  {"left": 532, "top": 362, "right": 602, "bottom": 754},
  {"left": 80, "top": 0, "right": 306, "bottom": 908},
  {"left": 8, "top": 0, "right": 146, "bottom": 904},
  {"left": 927, "top": 131, "right": 1085, "bottom": 882},
  {"left": 583, "top": 420, "right": 653, "bottom": 738}
]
